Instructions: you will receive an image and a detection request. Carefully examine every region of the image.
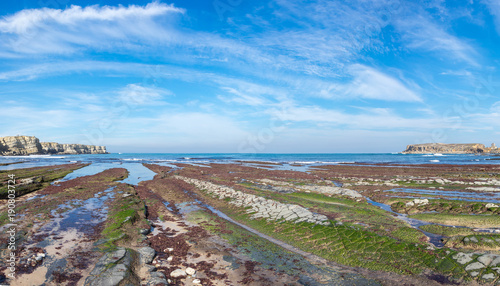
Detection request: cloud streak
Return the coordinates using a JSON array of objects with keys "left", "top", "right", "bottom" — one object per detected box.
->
[
  {"left": 0, "top": 2, "right": 184, "bottom": 55},
  {"left": 319, "top": 64, "right": 422, "bottom": 102},
  {"left": 0, "top": 2, "right": 183, "bottom": 34},
  {"left": 394, "top": 12, "right": 479, "bottom": 66}
]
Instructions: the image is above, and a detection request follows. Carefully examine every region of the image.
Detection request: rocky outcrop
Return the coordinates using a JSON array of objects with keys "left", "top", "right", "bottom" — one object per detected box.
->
[
  {"left": 0, "top": 135, "right": 107, "bottom": 156},
  {"left": 84, "top": 248, "right": 136, "bottom": 286},
  {"left": 0, "top": 136, "right": 42, "bottom": 155},
  {"left": 177, "top": 176, "right": 331, "bottom": 226},
  {"left": 40, "top": 142, "right": 107, "bottom": 155},
  {"left": 402, "top": 143, "right": 499, "bottom": 154}
]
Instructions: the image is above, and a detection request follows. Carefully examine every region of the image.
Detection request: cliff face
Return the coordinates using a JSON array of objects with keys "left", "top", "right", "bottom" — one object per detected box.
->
[
  {"left": 40, "top": 142, "right": 107, "bottom": 155},
  {"left": 0, "top": 136, "right": 42, "bottom": 155},
  {"left": 0, "top": 136, "right": 107, "bottom": 156},
  {"left": 403, "top": 143, "right": 498, "bottom": 154}
]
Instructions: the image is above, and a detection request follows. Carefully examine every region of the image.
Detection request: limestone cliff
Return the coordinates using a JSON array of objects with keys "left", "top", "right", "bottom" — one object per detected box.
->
[
  {"left": 402, "top": 143, "right": 498, "bottom": 154},
  {"left": 0, "top": 135, "right": 107, "bottom": 156},
  {"left": 0, "top": 136, "right": 42, "bottom": 155},
  {"left": 40, "top": 142, "right": 107, "bottom": 155}
]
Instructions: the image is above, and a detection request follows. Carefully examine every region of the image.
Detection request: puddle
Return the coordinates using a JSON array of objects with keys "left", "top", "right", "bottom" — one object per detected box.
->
[
  {"left": 10, "top": 188, "right": 116, "bottom": 286},
  {"left": 385, "top": 188, "right": 500, "bottom": 204},
  {"left": 40, "top": 187, "right": 115, "bottom": 234},
  {"left": 25, "top": 194, "right": 46, "bottom": 201},
  {"left": 390, "top": 195, "right": 500, "bottom": 204},
  {"left": 59, "top": 163, "right": 122, "bottom": 181},
  {"left": 118, "top": 163, "right": 156, "bottom": 185},
  {"left": 366, "top": 198, "right": 446, "bottom": 247},
  {"left": 175, "top": 201, "right": 202, "bottom": 214},
  {"left": 331, "top": 181, "right": 343, "bottom": 187},
  {"left": 473, "top": 228, "right": 500, "bottom": 234},
  {"left": 59, "top": 162, "right": 156, "bottom": 185}
]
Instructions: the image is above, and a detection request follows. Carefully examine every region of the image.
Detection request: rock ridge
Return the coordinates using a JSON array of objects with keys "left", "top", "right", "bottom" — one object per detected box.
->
[
  {"left": 0, "top": 135, "right": 107, "bottom": 156},
  {"left": 402, "top": 143, "right": 499, "bottom": 154}
]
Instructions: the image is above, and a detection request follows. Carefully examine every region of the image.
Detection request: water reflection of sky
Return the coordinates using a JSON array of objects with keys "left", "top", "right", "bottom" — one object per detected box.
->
[
  {"left": 60, "top": 162, "right": 156, "bottom": 185},
  {"left": 385, "top": 188, "right": 500, "bottom": 203}
]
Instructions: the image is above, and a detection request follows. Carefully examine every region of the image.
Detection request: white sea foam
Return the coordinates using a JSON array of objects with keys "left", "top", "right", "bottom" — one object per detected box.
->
[
  {"left": 429, "top": 159, "right": 440, "bottom": 162},
  {"left": 290, "top": 161, "right": 353, "bottom": 165},
  {"left": 3, "top": 155, "right": 66, "bottom": 159}
]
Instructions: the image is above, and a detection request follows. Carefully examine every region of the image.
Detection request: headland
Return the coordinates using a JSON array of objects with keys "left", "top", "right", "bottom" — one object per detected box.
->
[
  {"left": 403, "top": 143, "right": 499, "bottom": 154},
  {"left": 0, "top": 135, "right": 107, "bottom": 156}
]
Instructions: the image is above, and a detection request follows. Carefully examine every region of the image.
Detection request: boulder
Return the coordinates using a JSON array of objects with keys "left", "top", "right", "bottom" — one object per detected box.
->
[
  {"left": 84, "top": 248, "right": 133, "bottom": 286},
  {"left": 138, "top": 247, "right": 156, "bottom": 264}
]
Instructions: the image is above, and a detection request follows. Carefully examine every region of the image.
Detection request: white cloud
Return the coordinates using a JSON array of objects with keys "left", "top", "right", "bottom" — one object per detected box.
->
[
  {"left": 483, "top": 0, "right": 500, "bottom": 34},
  {"left": 0, "top": 106, "right": 80, "bottom": 136},
  {"left": 100, "top": 112, "right": 248, "bottom": 152},
  {"left": 0, "top": 2, "right": 183, "bottom": 34},
  {"left": 217, "top": 87, "right": 267, "bottom": 106},
  {"left": 491, "top": 101, "right": 500, "bottom": 112},
  {"left": 394, "top": 14, "right": 479, "bottom": 66},
  {"left": 0, "top": 2, "right": 184, "bottom": 55},
  {"left": 118, "top": 84, "right": 171, "bottom": 106},
  {"left": 267, "top": 105, "right": 448, "bottom": 130},
  {"left": 320, "top": 64, "right": 422, "bottom": 102}
]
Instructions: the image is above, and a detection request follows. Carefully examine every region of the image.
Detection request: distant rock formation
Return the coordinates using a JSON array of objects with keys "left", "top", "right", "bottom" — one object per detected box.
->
[
  {"left": 402, "top": 143, "right": 499, "bottom": 154},
  {"left": 0, "top": 135, "right": 107, "bottom": 156}
]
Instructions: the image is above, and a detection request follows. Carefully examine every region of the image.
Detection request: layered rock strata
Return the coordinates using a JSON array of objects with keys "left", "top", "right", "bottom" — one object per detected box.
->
[
  {"left": 0, "top": 135, "right": 107, "bottom": 155},
  {"left": 253, "top": 179, "right": 363, "bottom": 199},
  {"left": 177, "top": 176, "right": 331, "bottom": 225}
]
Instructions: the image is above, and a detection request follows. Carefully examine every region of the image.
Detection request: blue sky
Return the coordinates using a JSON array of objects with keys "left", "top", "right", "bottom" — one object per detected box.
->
[{"left": 0, "top": 0, "right": 499, "bottom": 153}]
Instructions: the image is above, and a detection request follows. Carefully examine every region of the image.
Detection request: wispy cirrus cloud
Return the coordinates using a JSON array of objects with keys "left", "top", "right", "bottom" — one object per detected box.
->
[
  {"left": 483, "top": 0, "right": 500, "bottom": 34},
  {"left": 266, "top": 105, "right": 444, "bottom": 130},
  {"left": 118, "top": 84, "right": 171, "bottom": 106},
  {"left": 318, "top": 64, "right": 422, "bottom": 102},
  {"left": 394, "top": 13, "right": 479, "bottom": 66},
  {"left": 0, "top": 2, "right": 184, "bottom": 55}
]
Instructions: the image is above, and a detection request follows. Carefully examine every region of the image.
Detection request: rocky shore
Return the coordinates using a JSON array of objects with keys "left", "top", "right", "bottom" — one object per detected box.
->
[
  {"left": 176, "top": 176, "right": 332, "bottom": 225},
  {"left": 2, "top": 161, "right": 500, "bottom": 285},
  {"left": 402, "top": 143, "right": 499, "bottom": 154},
  {"left": 0, "top": 135, "right": 107, "bottom": 156}
]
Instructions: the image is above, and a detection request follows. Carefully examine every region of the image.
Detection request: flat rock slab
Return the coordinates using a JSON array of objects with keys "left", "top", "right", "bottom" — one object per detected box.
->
[
  {"left": 84, "top": 247, "right": 133, "bottom": 286},
  {"left": 452, "top": 252, "right": 474, "bottom": 265}
]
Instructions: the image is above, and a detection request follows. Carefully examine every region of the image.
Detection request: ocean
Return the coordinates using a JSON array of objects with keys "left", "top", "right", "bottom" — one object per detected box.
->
[{"left": 0, "top": 152, "right": 499, "bottom": 171}]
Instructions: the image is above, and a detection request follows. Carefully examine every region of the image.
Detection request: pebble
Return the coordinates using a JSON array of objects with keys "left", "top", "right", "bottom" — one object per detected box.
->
[
  {"left": 170, "top": 269, "right": 187, "bottom": 278},
  {"left": 186, "top": 267, "right": 196, "bottom": 275}
]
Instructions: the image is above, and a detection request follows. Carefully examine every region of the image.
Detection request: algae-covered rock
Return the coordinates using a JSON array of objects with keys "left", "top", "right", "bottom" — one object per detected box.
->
[{"left": 84, "top": 248, "right": 133, "bottom": 286}]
